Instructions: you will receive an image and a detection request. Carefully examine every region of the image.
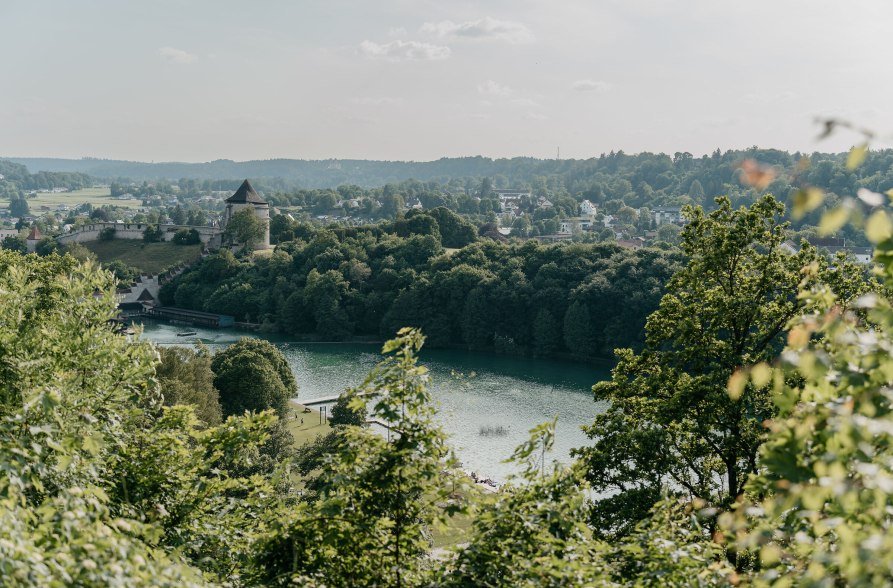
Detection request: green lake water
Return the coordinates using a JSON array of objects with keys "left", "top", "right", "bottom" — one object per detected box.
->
[{"left": 140, "top": 322, "right": 610, "bottom": 481}]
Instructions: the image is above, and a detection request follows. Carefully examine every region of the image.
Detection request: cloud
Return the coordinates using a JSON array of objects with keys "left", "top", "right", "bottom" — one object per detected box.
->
[
  {"left": 524, "top": 112, "right": 548, "bottom": 121},
  {"left": 478, "top": 80, "right": 513, "bottom": 96},
  {"left": 740, "top": 90, "right": 797, "bottom": 105},
  {"left": 352, "top": 96, "right": 405, "bottom": 106},
  {"left": 571, "top": 79, "right": 611, "bottom": 93},
  {"left": 421, "top": 17, "right": 533, "bottom": 43},
  {"left": 158, "top": 46, "right": 197, "bottom": 64},
  {"left": 511, "top": 97, "right": 540, "bottom": 107},
  {"left": 358, "top": 40, "right": 450, "bottom": 61}
]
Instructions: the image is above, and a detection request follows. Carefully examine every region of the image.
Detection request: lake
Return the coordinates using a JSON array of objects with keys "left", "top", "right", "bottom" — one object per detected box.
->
[{"left": 140, "top": 322, "right": 610, "bottom": 482}]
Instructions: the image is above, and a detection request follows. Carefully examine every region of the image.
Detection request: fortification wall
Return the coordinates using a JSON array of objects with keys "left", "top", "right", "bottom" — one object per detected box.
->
[{"left": 57, "top": 222, "right": 222, "bottom": 247}]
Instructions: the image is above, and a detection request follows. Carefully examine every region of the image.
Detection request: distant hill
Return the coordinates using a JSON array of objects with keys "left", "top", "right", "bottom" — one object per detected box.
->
[{"left": 5, "top": 156, "right": 558, "bottom": 188}]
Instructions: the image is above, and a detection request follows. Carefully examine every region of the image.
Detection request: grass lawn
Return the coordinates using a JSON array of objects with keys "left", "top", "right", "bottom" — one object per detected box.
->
[
  {"left": 285, "top": 399, "right": 488, "bottom": 549},
  {"left": 285, "top": 401, "right": 332, "bottom": 446},
  {"left": 15, "top": 187, "right": 143, "bottom": 211},
  {"left": 83, "top": 239, "right": 203, "bottom": 274}
]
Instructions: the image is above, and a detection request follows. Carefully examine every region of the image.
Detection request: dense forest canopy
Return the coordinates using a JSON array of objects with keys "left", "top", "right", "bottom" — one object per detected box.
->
[{"left": 161, "top": 210, "right": 683, "bottom": 359}]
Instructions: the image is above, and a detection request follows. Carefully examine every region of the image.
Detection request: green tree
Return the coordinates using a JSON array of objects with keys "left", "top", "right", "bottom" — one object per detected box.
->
[
  {"left": 9, "top": 195, "right": 29, "bottom": 217},
  {"left": 574, "top": 195, "right": 866, "bottom": 539},
  {"left": 532, "top": 308, "right": 561, "bottom": 356},
  {"left": 313, "top": 191, "right": 338, "bottom": 213},
  {"left": 64, "top": 242, "right": 97, "bottom": 263},
  {"left": 380, "top": 192, "right": 405, "bottom": 218},
  {"left": 329, "top": 387, "right": 366, "bottom": 427},
  {"left": 173, "top": 228, "right": 201, "bottom": 245},
  {"left": 34, "top": 237, "right": 60, "bottom": 256},
  {"left": 304, "top": 269, "right": 353, "bottom": 340},
  {"left": 143, "top": 224, "right": 164, "bottom": 243},
  {"left": 563, "top": 301, "right": 595, "bottom": 358},
  {"left": 104, "top": 259, "right": 139, "bottom": 284},
  {"left": 0, "top": 250, "right": 284, "bottom": 584},
  {"left": 0, "top": 235, "right": 26, "bottom": 253},
  {"left": 156, "top": 345, "right": 223, "bottom": 426},
  {"left": 689, "top": 179, "right": 705, "bottom": 199},
  {"left": 656, "top": 222, "right": 682, "bottom": 244},
  {"left": 224, "top": 208, "right": 266, "bottom": 249},
  {"left": 211, "top": 338, "right": 297, "bottom": 419},
  {"left": 251, "top": 328, "right": 464, "bottom": 587},
  {"left": 724, "top": 184, "right": 893, "bottom": 584}
]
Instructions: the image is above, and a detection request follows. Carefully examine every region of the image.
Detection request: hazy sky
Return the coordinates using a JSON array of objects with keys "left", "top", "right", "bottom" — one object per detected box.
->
[{"left": 2, "top": 0, "right": 892, "bottom": 162}]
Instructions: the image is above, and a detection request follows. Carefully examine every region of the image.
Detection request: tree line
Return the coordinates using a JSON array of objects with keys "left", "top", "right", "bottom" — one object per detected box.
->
[{"left": 161, "top": 207, "right": 683, "bottom": 360}]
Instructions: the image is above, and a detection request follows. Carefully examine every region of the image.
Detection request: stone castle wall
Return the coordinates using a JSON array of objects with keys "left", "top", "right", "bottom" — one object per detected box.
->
[{"left": 57, "top": 222, "right": 222, "bottom": 248}]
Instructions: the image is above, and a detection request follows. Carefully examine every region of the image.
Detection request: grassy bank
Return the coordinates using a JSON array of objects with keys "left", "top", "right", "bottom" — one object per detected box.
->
[
  {"left": 84, "top": 239, "right": 203, "bottom": 274},
  {"left": 285, "top": 401, "right": 332, "bottom": 446}
]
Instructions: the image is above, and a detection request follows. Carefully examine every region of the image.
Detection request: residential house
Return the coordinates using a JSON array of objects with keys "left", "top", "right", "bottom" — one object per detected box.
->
[
  {"left": 580, "top": 199, "right": 597, "bottom": 217},
  {"left": 653, "top": 206, "right": 683, "bottom": 225},
  {"left": 559, "top": 217, "right": 595, "bottom": 234}
]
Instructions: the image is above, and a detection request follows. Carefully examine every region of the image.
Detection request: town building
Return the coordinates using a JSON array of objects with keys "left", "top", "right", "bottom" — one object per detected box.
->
[
  {"left": 559, "top": 217, "right": 595, "bottom": 234},
  {"left": 26, "top": 226, "right": 42, "bottom": 253},
  {"left": 653, "top": 206, "right": 683, "bottom": 225},
  {"left": 580, "top": 199, "right": 597, "bottom": 217}
]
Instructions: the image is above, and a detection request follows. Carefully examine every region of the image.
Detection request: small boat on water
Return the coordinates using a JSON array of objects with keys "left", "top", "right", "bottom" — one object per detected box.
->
[{"left": 176, "top": 331, "right": 197, "bottom": 337}]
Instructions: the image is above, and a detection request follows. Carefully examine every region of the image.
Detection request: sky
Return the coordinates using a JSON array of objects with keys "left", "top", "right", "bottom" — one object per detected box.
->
[{"left": 2, "top": 0, "right": 892, "bottom": 162}]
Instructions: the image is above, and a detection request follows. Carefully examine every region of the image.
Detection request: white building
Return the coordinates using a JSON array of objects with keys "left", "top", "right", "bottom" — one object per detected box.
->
[
  {"left": 580, "top": 199, "right": 597, "bottom": 217},
  {"left": 653, "top": 206, "right": 683, "bottom": 225},
  {"left": 559, "top": 217, "right": 595, "bottom": 234}
]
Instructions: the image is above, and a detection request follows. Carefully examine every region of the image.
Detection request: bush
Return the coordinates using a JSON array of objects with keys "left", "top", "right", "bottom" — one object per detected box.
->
[
  {"left": 143, "top": 224, "right": 164, "bottom": 243},
  {"left": 173, "top": 228, "right": 201, "bottom": 245},
  {"left": 99, "top": 226, "right": 116, "bottom": 241}
]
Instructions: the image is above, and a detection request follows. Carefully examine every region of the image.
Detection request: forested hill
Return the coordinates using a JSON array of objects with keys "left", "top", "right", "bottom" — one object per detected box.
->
[{"left": 8, "top": 147, "right": 891, "bottom": 193}]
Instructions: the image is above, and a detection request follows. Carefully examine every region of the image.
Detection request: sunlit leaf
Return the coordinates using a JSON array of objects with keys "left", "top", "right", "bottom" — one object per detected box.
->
[
  {"left": 792, "top": 187, "right": 824, "bottom": 220},
  {"left": 866, "top": 210, "right": 893, "bottom": 243},
  {"left": 847, "top": 144, "right": 868, "bottom": 170},
  {"left": 788, "top": 325, "right": 810, "bottom": 349},
  {"left": 818, "top": 206, "right": 850, "bottom": 236},
  {"left": 739, "top": 159, "right": 776, "bottom": 190},
  {"left": 750, "top": 363, "right": 772, "bottom": 388},
  {"left": 858, "top": 188, "right": 885, "bottom": 207},
  {"left": 727, "top": 370, "right": 747, "bottom": 400}
]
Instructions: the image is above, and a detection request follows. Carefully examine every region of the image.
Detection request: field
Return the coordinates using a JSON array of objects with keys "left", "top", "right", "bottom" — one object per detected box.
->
[
  {"left": 83, "top": 239, "right": 203, "bottom": 274},
  {"left": 10, "top": 187, "right": 142, "bottom": 212}
]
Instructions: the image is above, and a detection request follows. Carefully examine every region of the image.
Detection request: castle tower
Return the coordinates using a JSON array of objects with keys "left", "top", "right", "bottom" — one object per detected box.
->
[{"left": 223, "top": 179, "right": 270, "bottom": 250}]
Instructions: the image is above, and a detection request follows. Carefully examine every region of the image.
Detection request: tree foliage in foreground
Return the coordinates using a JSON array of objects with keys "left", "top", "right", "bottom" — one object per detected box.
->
[
  {"left": 251, "top": 328, "right": 467, "bottom": 586},
  {"left": 719, "top": 183, "right": 893, "bottom": 584},
  {"left": 0, "top": 250, "right": 285, "bottom": 585},
  {"left": 575, "top": 195, "right": 871, "bottom": 538}
]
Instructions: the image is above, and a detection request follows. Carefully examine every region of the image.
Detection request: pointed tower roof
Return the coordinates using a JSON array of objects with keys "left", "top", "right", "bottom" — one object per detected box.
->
[
  {"left": 226, "top": 179, "right": 266, "bottom": 204},
  {"left": 27, "top": 226, "right": 42, "bottom": 240}
]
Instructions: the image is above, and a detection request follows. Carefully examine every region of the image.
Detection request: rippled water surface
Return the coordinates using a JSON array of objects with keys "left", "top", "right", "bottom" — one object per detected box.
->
[{"left": 140, "top": 322, "right": 610, "bottom": 481}]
